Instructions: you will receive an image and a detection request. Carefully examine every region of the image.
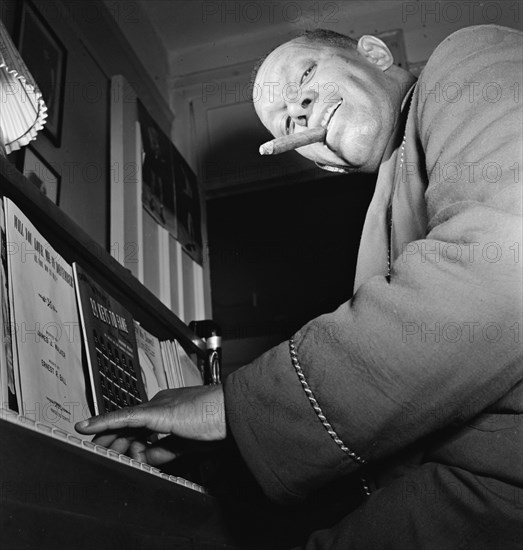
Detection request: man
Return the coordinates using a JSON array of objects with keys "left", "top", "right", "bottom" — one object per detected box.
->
[{"left": 77, "top": 25, "right": 523, "bottom": 549}]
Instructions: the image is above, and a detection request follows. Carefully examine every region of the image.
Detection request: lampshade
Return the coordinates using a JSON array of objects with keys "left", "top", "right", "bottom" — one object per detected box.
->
[{"left": 0, "top": 17, "right": 47, "bottom": 156}]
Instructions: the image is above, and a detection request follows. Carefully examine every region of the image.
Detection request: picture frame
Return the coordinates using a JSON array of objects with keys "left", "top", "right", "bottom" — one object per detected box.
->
[
  {"left": 174, "top": 147, "right": 203, "bottom": 265},
  {"left": 138, "top": 101, "right": 178, "bottom": 238},
  {"left": 17, "top": 0, "right": 67, "bottom": 147},
  {"left": 19, "top": 146, "right": 61, "bottom": 205}
]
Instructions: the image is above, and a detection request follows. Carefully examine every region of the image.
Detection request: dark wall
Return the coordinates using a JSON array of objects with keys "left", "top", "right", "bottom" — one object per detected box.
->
[
  {"left": 2, "top": 0, "right": 109, "bottom": 247},
  {"left": 207, "top": 173, "right": 376, "bottom": 348},
  {"left": 1, "top": 0, "right": 173, "bottom": 250}
]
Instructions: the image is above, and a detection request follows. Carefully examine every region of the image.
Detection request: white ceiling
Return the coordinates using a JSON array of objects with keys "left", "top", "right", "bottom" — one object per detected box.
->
[
  {"left": 110, "top": 0, "right": 523, "bottom": 85},
  {"left": 137, "top": 0, "right": 370, "bottom": 55},
  {"left": 131, "top": 0, "right": 408, "bottom": 77},
  {"left": 103, "top": 0, "right": 523, "bottom": 191}
]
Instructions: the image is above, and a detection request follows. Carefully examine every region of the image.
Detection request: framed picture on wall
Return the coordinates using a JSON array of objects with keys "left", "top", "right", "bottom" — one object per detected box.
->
[
  {"left": 174, "top": 148, "right": 203, "bottom": 265},
  {"left": 17, "top": 0, "right": 67, "bottom": 147},
  {"left": 19, "top": 146, "right": 61, "bottom": 205},
  {"left": 138, "top": 100, "right": 178, "bottom": 237}
]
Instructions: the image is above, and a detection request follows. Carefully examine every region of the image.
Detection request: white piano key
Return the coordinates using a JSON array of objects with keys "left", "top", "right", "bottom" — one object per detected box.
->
[
  {"left": 51, "top": 427, "right": 70, "bottom": 441},
  {"left": 36, "top": 422, "right": 53, "bottom": 435},
  {"left": 95, "top": 444, "right": 109, "bottom": 456},
  {"left": 66, "top": 434, "right": 83, "bottom": 446},
  {"left": 1, "top": 410, "right": 206, "bottom": 494},
  {"left": 18, "top": 415, "right": 37, "bottom": 430}
]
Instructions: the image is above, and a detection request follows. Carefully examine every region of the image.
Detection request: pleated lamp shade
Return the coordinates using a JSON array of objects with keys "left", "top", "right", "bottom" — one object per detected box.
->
[{"left": 0, "top": 17, "right": 47, "bottom": 155}]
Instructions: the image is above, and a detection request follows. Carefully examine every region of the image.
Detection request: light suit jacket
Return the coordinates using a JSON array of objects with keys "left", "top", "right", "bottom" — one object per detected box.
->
[{"left": 223, "top": 25, "right": 523, "bottom": 509}]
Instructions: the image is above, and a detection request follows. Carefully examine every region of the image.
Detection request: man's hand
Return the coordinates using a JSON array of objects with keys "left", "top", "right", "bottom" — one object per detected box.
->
[{"left": 75, "top": 384, "right": 226, "bottom": 466}]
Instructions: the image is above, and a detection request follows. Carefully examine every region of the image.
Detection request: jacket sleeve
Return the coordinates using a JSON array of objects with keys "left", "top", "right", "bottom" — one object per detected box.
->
[{"left": 223, "top": 25, "right": 523, "bottom": 503}]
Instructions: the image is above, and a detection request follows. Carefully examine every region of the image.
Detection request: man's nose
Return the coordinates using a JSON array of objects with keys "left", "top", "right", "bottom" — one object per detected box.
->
[{"left": 286, "top": 88, "right": 316, "bottom": 126}]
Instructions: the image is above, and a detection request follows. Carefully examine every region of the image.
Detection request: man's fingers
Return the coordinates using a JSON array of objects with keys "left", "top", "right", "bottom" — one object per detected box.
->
[
  {"left": 144, "top": 444, "right": 181, "bottom": 466},
  {"left": 75, "top": 406, "right": 144, "bottom": 434},
  {"left": 90, "top": 432, "right": 120, "bottom": 448},
  {"left": 75, "top": 386, "right": 226, "bottom": 442},
  {"left": 92, "top": 431, "right": 137, "bottom": 454},
  {"left": 129, "top": 440, "right": 148, "bottom": 462},
  {"left": 108, "top": 435, "right": 134, "bottom": 455}
]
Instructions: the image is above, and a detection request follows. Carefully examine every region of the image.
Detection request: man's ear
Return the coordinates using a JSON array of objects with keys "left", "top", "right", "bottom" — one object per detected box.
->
[{"left": 357, "top": 35, "right": 394, "bottom": 70}]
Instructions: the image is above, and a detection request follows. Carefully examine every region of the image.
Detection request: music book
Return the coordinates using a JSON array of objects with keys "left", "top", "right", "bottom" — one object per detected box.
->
[
  {"left": 134, "top": 321, "right": 168, "bottom": 399},
  {"left": 73, "top": 262, "right": 147, "bottom": 415},
  {"left": 160, "top": 339, "right": 180, "bottom": 388},
  {"left": 176, "top": 341, "right": 203, "bottom": 387},
  {"left": 0, "top": 199, "right": 18, "bottom": 412},
  {"left": 158, "top": 339, "right": 203, "bottom": 389},
  {"left": 3, "top": 198, "right": 89, "bottom": 433}
]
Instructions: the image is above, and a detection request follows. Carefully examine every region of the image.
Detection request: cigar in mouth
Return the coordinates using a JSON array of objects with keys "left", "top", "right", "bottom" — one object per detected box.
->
[{"left": 259, "top": 127, "right": 327, "bottom": 155}]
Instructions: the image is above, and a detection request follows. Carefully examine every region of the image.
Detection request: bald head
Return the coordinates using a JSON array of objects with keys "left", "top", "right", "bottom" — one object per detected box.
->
[{"left": 253, "top": 30, "right": 416, "bottom": 173}]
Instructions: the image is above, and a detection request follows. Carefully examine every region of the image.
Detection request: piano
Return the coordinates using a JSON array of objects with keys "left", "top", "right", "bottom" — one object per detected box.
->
[
  {"left": 0, "top": 406, "right": 296, "bottom": 549},
  {"left": 0, "top": 158, "right": 299, "bottom": 549}
]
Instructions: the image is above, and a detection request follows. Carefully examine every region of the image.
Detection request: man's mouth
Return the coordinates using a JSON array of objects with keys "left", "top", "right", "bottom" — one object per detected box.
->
[{"left": 320, "top": 100, "right": 343, "bottom": 131}]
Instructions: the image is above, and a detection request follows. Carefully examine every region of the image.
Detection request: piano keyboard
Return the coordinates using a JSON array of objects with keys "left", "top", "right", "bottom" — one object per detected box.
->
[{"left": 0, "top": 407, "right": 206, "bottom": 494}]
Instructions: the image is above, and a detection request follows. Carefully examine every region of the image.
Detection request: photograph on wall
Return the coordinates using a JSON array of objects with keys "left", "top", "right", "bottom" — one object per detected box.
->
[
  {"left": 19, "top": 146, "right": 61, "bottom": 204},
  {"left": 174, "top": 148, "right": 203, "bottom": 265},
  {"left": 138, "top": 101, "right": 177, "bottom": 237},
  {"left": 17, "top": 0, "right": 67, "bottom": 146}
]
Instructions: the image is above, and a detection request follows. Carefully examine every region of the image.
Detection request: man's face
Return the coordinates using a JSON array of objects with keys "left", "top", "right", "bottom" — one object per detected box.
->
[{"left": 254, "top": 38, "right": 398, "bottom": 172}]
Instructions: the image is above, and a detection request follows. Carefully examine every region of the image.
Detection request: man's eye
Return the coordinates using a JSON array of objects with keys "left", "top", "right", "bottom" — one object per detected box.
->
[{"left": 300, "top": 65, "right": 315, "bottom": 84}]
